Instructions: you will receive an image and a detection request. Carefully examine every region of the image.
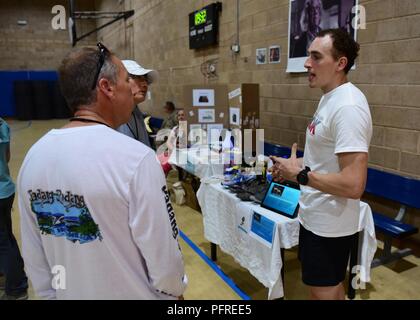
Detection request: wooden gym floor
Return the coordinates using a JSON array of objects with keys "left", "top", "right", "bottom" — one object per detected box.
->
[{"left": 4, "top": 119, "right": 420, "bottom": 300}]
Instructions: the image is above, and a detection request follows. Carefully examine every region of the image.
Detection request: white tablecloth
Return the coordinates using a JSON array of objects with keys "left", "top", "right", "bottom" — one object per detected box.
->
[
  {"left": 197, "top": 181, "right": 377, "bottom": 299},
  {"left": 168, "top": 147, "right": 226, "bottom": 179}
]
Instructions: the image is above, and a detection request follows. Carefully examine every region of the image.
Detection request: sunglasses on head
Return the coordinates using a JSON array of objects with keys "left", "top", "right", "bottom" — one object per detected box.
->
[{"left": 91, "top": 42, "right": 110, "bottom": 90}]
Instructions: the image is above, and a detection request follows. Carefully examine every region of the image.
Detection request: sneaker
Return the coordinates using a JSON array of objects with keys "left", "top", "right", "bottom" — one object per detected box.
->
[{"left": 0, "top": 291, "right": 28, "bottom": 300}]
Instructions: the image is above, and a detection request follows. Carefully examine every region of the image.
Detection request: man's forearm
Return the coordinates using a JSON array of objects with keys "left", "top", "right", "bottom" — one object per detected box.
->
[{"left": 307, "top": 171, "right": 365, "bottom": 200}]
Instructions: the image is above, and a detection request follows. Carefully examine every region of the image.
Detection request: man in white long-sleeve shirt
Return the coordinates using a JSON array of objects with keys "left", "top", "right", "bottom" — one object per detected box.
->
[{"left": 17, "top": 43, "right": 187, "bottom": 300}]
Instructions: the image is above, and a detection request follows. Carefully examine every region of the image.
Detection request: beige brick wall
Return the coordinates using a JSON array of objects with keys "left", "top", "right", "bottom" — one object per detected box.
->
[
  {"left": 0, "top": 0, "right": 96, "bottom": 70},
  {"left": 96, "top": 0, "right": 420, "bottom": 181}
]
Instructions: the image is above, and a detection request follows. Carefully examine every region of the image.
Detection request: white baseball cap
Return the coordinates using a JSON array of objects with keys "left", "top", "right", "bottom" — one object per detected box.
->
[{"left": 122, "top": 60, "right": 158, "bottom": 85}]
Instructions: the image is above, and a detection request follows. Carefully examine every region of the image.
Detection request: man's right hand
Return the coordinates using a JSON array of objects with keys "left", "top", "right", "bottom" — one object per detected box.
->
[{"left": 269, "top": 143, "right": 302, "bottom": 182}]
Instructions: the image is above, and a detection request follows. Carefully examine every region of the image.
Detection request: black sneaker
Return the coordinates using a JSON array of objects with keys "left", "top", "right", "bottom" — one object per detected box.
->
[{"left": 0, "top": 291, "right": 28, "bottom": 300}]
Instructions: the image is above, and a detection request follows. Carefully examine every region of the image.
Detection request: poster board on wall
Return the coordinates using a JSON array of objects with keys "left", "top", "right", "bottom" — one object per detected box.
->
[
  {"left": 227, "top": 83, "right": 260, "bottom": 131},
  {"left": 183, "top": 85, "right": 229, "bottom": 129},
  {"left": 287, "top": 0, "right": 358, "bottom": 73},
  {"left": 227, "top": 84, "right": 261, "bottom": 158}
]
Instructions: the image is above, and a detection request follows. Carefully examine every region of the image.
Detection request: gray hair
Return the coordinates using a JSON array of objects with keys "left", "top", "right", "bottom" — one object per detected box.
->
[
  {"left": 96, "top": 58, "right": 118, "bottom": 88},
  {"left": 58, "top": 47, "right": 119, "bottom": 113}
]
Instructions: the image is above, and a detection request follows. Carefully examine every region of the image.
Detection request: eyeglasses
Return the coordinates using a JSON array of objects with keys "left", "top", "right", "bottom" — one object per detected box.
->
[
  {"left": 129, "top": 75, "right": 150, "bottom": 85},
  {"left": 91, "top": 42, "right": 110, "bottom": 90}
]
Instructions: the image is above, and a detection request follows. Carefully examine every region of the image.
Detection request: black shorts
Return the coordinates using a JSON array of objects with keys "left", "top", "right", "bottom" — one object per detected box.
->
[{"left": 298, "top": 224, "right": 358, "bottom": 287}]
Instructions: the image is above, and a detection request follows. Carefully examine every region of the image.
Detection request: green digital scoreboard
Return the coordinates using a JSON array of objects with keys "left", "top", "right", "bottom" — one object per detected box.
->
[
  {"left": 194, "top": 9, "right": 207, "bottom": 26},
  {"left": 189, "top": 2, "right": 222, "bottom": 49}
]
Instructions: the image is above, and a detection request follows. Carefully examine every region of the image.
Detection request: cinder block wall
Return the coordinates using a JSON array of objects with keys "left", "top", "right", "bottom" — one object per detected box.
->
[
  {"left": 0, "top": 0, "right": 96, "bottom": 70},
  {"left": 96, "top": 0, "right": 420, "bottom": 180}
]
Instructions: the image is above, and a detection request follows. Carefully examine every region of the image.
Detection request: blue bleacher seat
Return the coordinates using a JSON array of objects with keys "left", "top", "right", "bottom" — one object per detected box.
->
[
  {"left": 365, "top": 168, "right": 420, "bottom": 267},
  {"left": 372, "top": 212, "right": 418, "bottom": 239}
]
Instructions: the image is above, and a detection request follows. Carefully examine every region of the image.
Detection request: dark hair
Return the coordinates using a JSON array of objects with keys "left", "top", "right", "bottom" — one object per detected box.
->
[
  {"left": 58, "top": 47, "right": 118, "bottom": 113},
  {"left": 317, "top": 28, "right": 360, "bottom": 73},
  {"left": 165, "top": 101, "right": 175, "bottom": 111}
]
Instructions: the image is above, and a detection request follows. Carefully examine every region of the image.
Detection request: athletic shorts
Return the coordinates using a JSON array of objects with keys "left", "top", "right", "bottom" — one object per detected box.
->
[{"left": 298, "top": 224, "right": 358, "bottom": 287}]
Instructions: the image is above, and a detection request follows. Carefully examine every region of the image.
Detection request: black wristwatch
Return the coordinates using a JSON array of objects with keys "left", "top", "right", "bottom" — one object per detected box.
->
[{"left": 297, "top": 166, "right": 311, "bottom": 185}]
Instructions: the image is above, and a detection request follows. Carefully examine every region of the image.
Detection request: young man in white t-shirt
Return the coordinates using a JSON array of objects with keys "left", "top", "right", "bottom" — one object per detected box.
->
[{"left": 270, "top": 29, "right": 372, "bottom": 300}]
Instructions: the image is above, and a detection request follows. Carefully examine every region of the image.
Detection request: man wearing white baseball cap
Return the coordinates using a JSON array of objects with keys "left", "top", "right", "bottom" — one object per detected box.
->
[{"left": 117, "top": 60, "right": 158, "bottom": 148}]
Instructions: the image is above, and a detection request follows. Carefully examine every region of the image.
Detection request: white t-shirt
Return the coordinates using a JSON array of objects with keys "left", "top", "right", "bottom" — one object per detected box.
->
[
  {"left": 17, "top": 125, "right": 187, "bottom": 299},
  {"left": 298, "top": 82, "right": 372, "bottom": 237}
]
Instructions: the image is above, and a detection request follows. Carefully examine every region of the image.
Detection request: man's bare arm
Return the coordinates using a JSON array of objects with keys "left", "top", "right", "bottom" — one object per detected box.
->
[
  {"left": 307, "top": 152, "right": 368, "bottom": 199},
  {"left": 269, "top": 143, "right": 368, "bottom": 199}
]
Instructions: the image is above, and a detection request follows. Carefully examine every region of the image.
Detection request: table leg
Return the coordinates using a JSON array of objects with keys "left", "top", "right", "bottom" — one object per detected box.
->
[
  {"left": 347, "top": 232, "right": 360, "bottom": 300},
  {"left": 177, "top": 167, "right": 185, "bottom": 181},
  {"left": 211, "top": 243, "right": 217, "bottom": 261},
  {"left": 281, "top": 248, "right": 285, "bottom": 285},
  {"left": 278, "top": 248, "right": 285, "bottom": 300}
]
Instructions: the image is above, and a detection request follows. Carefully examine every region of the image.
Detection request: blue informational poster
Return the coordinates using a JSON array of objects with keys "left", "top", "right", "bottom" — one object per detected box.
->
[{"left": 250, "top": 212, "right": 275, "bottom": 245}]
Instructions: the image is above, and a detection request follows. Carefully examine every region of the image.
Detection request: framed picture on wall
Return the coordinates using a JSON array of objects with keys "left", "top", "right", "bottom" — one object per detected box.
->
[
  {"left": 269, "top": 46, "right": 281, "bottom": 64},
  {"left": 207, "top": 123, "right": 224, "bottom": 146},
  {"left": 198, "top": 109, "right": 215, "bottom": 123},
  {"left": 287, "top": 0, "right": 358, "bottom": 72},
  {"left": 192, "top": 89, "right": 215, "bottom": 107},
  {"left": 229, "top": 107, "right": 240, "bottom": 126},
  {"left": 256, "top": 48, "right": 267, "bottom": 65}
]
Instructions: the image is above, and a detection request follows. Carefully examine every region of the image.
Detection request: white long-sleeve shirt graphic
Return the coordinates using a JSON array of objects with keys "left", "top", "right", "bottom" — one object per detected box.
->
[{"left": 17, "top": 125, "right": 187, "bottom": 299}]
